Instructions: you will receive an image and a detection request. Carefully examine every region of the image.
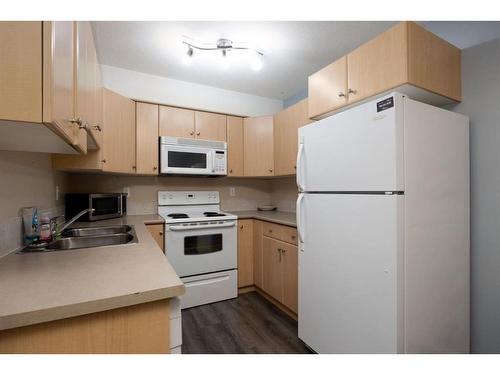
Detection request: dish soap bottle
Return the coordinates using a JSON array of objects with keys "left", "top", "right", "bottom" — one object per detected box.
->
[{"left": 39, "top": 214, "right": 52, "bottom": 243}]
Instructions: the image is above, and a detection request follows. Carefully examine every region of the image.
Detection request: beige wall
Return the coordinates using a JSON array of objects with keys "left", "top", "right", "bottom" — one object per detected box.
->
[
  {"left": 270, "top": 177, "right": 298, "bottom": 213},
  {"left": 0, "top": 151, "right": 67, "bottom": 256},
  {"left": 67, "top": 174, "right": 273, "bottom": 214}
]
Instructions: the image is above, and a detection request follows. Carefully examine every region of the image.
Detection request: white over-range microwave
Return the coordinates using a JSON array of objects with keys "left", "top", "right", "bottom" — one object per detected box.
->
[{"left": 160, "top": 136, "right": 227, "bottom": 176}]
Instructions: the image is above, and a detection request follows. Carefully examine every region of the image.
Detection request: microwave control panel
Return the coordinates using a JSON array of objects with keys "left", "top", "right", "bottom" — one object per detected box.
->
[{"left": 214, "top": 150, "right": 227, "bottom": 173}]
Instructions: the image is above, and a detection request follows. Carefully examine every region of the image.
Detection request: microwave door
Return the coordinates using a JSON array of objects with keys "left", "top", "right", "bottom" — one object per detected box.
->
[{"left": 161, "top": 145, "right": 211, "bottom": 175}]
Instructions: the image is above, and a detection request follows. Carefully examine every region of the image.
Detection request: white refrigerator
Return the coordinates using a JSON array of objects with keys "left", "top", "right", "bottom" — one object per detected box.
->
[{"left": 296, "top": 92, "right": 470, "bottom": 354}]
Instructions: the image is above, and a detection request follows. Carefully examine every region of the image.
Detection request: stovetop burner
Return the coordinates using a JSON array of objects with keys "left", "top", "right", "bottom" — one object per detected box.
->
[
  {"left": 167, "top": 213, "right": 189, "bottom": 219},
  {"left": 203, "top": 211, "right": 226, "bottom": 217}
]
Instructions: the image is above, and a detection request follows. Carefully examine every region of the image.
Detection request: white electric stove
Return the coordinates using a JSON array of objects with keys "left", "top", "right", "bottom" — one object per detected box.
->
[{"left": 158, "top": 191, "right": 238, "bottom": 309}]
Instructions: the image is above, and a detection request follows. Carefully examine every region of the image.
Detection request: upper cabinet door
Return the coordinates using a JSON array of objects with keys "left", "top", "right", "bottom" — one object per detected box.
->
[
  {"left": 226, "top": 115, "right": 244, "bottom": 176},
  {"left": 243, "top": 116, "right": 274, "bottom": 177},
  {"left": 347, "top": 22, "right": 407, "bottom": 105},
  {"left": 43, "top": 21, "right": 87, "bottom": 154},
  {"left": 158, "top": 106, "right": 195, "bottom": 138},
  {"left": 275, "top": 99, "right": 312, "bottom": 176},
  {"left": 0, "top": 22, "right": 42, "bottom": 123},
  {"left": 136, "top": 102, "right": 159, "bottom": 175},
  {"left": 308, "top": 56, "right": 347, "bottom": 119},
  {"left": 194, "top": 111, "right": 227, "bottom": 141},
  {"left": 102, "top": 89, "right": 136, "bottom": 174}
]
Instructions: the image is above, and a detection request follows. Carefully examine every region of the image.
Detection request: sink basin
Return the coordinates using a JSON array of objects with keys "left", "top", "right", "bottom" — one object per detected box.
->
[
  {"left": 46, "top": 233, "right": 137, "bottom": 251},
  {"left": 62, "top": 225, "right": 132, "bottom": 237}
]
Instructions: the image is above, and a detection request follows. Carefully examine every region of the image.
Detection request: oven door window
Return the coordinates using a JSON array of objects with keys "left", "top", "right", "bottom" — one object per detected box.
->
[
  {"left": 184, "top": 234, "right": 223, "bottom": 255},
  {"left": 91, "top": 197, "right": 120, "bottom": 215},
  {"left": 168, "top": 151, "right": 207, "bottom": 169}
]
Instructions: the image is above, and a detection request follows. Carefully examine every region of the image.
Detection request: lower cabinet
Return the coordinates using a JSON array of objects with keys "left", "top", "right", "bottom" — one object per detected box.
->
[
  {"left": 238, "top": 219, "right": 298, "bottom": 315},
  {"left": 146, "top": 223, "right": 165, "bottom": 252},
  {"left": 237, "top": 219, "right": 254, "bottom": 288}
]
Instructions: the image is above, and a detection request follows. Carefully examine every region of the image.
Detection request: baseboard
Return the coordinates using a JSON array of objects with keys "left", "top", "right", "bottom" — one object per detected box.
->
[
  {"left": 254, "top": 287, "right": 298, "bottom": 321},
  {"left": 238, "top": 285, "right": 256, "bottom": 294}
]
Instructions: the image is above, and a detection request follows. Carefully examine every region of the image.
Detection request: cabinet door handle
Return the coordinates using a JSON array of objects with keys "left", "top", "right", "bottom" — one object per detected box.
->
[
  {"left": 229, "top": 169, "right": 233, "bottom": 173},
  {"left": 338, "top": 92, "right": 346, "bottom": 98},
  {"left": 101, "top": 159, "right": 106, "bottom": 163},
  {"left": 240, "top": 225, "right": 243, "bottom": 229},
  {"left": 278, "top": 248, "right": 282, "bottom": 262},
  {"left": 132, "top": 165, "right": 137, "bottom": 169},
  {"left": 159, "top": 231, "right": 163, "bottom": 236},
  {"left": 269, "top": 169, "right": 273, "bottom": 173},
  {"left": 189, "top": 131, "right": 195, "bottom": 136},
  {"left": 196, "top": 131, "right": 201, "bottom": 136},
  {"left": 153, "top": 166, "right": 157, "bottom": 170},
  {"left": 348, "top": 88, "right": 357, "bottom": 95}
]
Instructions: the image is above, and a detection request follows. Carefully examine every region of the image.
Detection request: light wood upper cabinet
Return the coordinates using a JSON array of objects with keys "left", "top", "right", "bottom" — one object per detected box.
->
[
  {"left": 237, "top": 219, "right": 254, "bottom": 288},
  {"left": 243, "top": 116, "right": 274, "bottom": 177},
  {"left": 308, "top": 21, "right": 462, "bottom": 119},
  {"left": 274, "top": 98, "right": 311, "bottom": 176},
  {"left": 226, "top": 116, "right": 244, "bottom": 176},
  {"left": 43, "top": 21, "right": 87, "bottom": 154},
  {"left": 136, "top": 102, "right": 159, "bottom": 175},
  {"left": 194, "top": 111, "right": 226, "bottom": 141},
  {"left": 75, "top": 21, "right": 102, "bottom": 149},
  {"left": 308, "top": 56, "right": 347, "bottom": 118},
  {"left": 347, "top": 22, "right": 408, "bottom": 105},
  {"left": 159, "top": 106, "right": 195, "bottom": 138},
  {"left": 406, "top": 21, "right": 462, "bottom": 102},
  {"left": 0, "top": 22, "right": 42, "bottom": 123},
  {"left": 102, "top": 89, "right": 136, "bottom": 174}
]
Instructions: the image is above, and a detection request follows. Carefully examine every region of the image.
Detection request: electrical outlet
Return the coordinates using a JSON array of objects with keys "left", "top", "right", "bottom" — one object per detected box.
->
[
  {"left": 55, "top": 185, "right": 60, "bottom": 201},
  {"left": 123, "top": 187, "right": 130, "bottom": 197},
  {"left": 229, "top": 187, "right": 236, "bottom": 197}
]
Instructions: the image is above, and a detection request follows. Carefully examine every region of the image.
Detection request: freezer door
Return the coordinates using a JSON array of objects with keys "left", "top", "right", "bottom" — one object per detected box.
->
[
  {"left": 297, "top": 93, "right": 404, "bottom": 192},
  {"left": 298, "top": 193, "right": 404, "bottom": 353}
]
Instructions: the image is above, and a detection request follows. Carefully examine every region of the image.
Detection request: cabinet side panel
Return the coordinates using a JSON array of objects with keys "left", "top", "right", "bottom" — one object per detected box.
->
[
  {"left": 403, "top": 98, "right": 470, "bottom": 353},
  {"left": 0, "top": 22, "right": 42, "bottom": 123},
  {"left": 407, "top": 22, "right": 462, "bottom": 102}
]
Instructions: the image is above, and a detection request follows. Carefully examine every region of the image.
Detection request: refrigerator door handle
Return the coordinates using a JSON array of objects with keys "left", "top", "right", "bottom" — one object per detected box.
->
[
  {"left": 296, "top": 193, "right": 305, "bottom": 245},
  {"left": 297, "top": 141, "right": 305, "bottom": 192}
]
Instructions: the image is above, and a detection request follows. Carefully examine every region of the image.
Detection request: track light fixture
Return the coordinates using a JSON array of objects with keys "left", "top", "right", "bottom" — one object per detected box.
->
[{"left": 181, "top": 36, "right": 264, "bottom": 71}]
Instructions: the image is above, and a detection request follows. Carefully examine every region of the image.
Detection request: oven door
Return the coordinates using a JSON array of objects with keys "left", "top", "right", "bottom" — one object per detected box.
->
[
  {"left": 160, "top": 144, "right": 213, "bottom": 175},
  {"left": 165, "top": 220, "right": 237, "bottom": 277}
]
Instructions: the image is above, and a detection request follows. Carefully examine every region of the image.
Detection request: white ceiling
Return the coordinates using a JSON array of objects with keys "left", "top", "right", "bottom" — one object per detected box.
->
[{"left": 92, "top": 21, "right": 500, "bottom": 100}]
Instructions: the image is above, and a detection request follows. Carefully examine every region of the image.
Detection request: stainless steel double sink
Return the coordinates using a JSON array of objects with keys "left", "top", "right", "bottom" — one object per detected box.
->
[{"left": 21, "top": 225, "right": 138, "bottom": 252}]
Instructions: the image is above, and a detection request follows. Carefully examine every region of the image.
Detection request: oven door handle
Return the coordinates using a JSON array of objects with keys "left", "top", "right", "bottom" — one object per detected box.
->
[{"left": 167, "top": 222, "right": 236, "bottom": 231}]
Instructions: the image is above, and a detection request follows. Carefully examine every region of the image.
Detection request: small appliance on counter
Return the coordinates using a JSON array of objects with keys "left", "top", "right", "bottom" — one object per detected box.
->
[
  {"left": 158, "top": 191, "right": 237, "bottom": 309},
  {"left": 65, "top": 193, "right": 126, "bottom": 222},
  {"left": 159, "top": 137, "right": 227, "bottom": 176}
]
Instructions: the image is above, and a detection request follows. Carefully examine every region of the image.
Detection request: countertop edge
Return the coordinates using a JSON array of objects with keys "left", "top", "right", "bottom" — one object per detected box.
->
[
  {"left": 0, "top": 285, "right": 185, "bottom": 331},
  {"left": 228, "top": 211, "right": 297, "bottom": 227},
  {"left": 0, "top": 215, "right": 185, "bottom": 332}
]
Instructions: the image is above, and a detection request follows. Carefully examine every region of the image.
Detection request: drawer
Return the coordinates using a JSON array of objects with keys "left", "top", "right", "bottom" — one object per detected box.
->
[
  {"left": 282, "top": 226, "right": 298, "bottom": 245},
  {"left": 262, "top": 222, "right": 283, "bottom": 241},
  {"left": 262, "top": 221, "right": 297, "bottom": 245}
]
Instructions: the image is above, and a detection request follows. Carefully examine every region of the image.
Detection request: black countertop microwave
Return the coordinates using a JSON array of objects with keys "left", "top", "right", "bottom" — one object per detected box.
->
[{"left": 65, "top": 193, "right": 127, "bottom": 221}]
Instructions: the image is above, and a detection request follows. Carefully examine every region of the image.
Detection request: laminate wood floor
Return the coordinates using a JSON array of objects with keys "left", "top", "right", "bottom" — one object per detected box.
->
[{"left": 182, "top": 292, "right": 312, "bottom": 354}]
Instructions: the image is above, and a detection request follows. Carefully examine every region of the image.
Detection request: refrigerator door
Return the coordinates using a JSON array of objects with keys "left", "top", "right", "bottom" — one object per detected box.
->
[
  {"left": 298, "top": 193, "right": 404, "bottom": 353},
  {"left": 297, "top": 93, "right": 405, "bottom": 192}
]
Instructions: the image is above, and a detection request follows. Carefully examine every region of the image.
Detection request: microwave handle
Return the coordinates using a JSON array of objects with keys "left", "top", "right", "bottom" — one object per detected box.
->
[{"left": 208, "top": 150, "right": 215, "bottom": 173}]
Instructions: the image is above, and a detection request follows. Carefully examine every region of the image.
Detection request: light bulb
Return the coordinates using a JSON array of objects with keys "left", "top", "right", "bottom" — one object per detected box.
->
[
  {"left": 251, "top": 52, "right": 263, "bottom": 71},
  {"left": 220, "top": 49, "right": 231, "bottom": 69}
]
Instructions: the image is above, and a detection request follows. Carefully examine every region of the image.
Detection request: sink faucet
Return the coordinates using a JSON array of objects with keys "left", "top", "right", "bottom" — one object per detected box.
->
[{"left": 52, "top": 209, "right": 95, "bottom": 237}]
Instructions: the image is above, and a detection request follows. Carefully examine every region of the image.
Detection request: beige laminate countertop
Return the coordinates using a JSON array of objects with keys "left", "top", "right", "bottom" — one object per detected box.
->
[
  {"left": 0, "top": 215, "right": 184, "bottom": 331},
  {"left": 228, "top": 210, "right": 296, "bottom": 227}
]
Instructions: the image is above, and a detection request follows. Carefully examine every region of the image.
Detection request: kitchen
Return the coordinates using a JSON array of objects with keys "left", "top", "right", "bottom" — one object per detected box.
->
[{"left": 1, "top": 2, "right": 500, "bottom": 372}]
